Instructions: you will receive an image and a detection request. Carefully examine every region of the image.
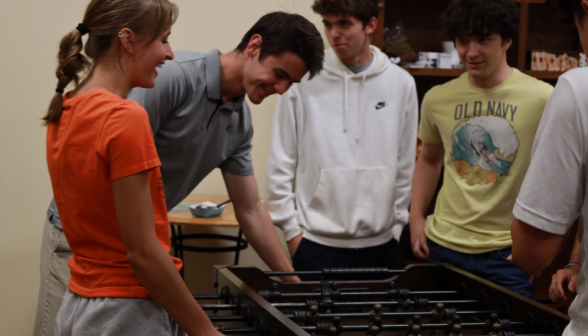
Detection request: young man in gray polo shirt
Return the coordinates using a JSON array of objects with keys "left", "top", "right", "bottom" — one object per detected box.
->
[{"left": 34, "top": 12, "right": 324, "bottom": 336}]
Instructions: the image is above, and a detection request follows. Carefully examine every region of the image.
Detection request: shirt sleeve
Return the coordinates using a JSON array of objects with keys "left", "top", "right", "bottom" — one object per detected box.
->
[
  {"left": 265, "top": 88, "right": 302, "bottom": 241},
  {"left": 513, "top": 76, "right": 584, "bottom": 235},
  {"left": 418, "top": 89, "right": 442, "bottom": 144},
  {"left": 127, "top": 60, "right": 191, "bottom": 135},
  {"left": 96, "top": 103, "right": 161, "bottom": 180},
  {"left": 218, "top": 101, "right": 255, "bottom": 176}
]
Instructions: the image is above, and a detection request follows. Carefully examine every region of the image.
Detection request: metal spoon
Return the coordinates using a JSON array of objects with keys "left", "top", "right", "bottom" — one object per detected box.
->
[{"left": 216, "top": 199, "right": 231, "bottom": 208}]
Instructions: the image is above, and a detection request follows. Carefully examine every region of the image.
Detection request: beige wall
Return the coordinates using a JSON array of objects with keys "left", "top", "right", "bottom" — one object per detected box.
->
[{"left": 0, "top": 1, "right": 325, "bottom": 334}]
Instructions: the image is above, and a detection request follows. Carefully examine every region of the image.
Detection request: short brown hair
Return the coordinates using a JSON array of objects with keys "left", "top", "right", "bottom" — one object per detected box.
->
[
  {"left": 43, "top": 0, "right": 179, "bottom": 125},
  {"left": 311, "top": 0, "right": 380, "bottom": 27},
  {"left": 235, "top": 12, "right": 324, "bottom": 79}
]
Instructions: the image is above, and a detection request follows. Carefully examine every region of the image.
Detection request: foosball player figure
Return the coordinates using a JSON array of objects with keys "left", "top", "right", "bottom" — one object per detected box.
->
[
  {"left": 367, "top": 325, "right": 380, "bottom": 336},
  {"left": 307, "top": 305, "right": 320, "bottom": 326},
  {"left": 327, "top": 326, "right": 338, "bottom": 336},
  {"left": 449, "top": 316, "right": 463, "bottom": 336},
  {"left": 408, "top": 315, "right": 422, "bottom": 336},
  {"left": 489, "top": 322, "right": 502, "bottom": 336},
  {"left": 431, "top": 303, "right": 446, "bottom": 323},
  {"left": 369, "top": 304, "right": 383, "bottom": 322}
]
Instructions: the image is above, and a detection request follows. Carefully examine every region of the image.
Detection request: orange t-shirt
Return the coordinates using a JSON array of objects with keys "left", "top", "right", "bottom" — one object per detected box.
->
[{"left": 46, "top": 89, "right": 182, "bottom": 298}]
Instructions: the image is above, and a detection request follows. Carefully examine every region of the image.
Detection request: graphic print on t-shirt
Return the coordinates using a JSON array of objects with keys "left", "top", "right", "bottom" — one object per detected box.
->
[{"left": 451, "top": 115, "right": 519, "bottom": 185}]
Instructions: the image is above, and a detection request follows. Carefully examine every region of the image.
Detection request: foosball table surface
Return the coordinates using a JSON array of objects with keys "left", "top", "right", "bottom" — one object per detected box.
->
[{"left": 197, "top": 264, "right": 569, "bottom": 336}]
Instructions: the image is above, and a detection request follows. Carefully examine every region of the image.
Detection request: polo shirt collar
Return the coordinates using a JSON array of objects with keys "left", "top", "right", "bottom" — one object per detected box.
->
[{"left": 205, "top": 49, "right": 246, "bottom": 111}]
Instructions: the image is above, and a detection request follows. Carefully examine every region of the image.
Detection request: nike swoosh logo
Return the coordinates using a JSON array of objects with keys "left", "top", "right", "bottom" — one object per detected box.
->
[{"left": 375, "top": 102, "right": 388, "bottom": 110}]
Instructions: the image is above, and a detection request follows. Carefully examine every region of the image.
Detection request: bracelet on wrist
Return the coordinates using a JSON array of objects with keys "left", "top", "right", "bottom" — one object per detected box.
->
[{"left": 564, "top": 262, "right": 581, "bottom": 270}]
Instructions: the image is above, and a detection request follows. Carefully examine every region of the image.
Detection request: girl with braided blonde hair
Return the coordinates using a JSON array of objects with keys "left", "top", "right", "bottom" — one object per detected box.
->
[{"left": 42, "top": 1, "right": 222, "bottom": 335}]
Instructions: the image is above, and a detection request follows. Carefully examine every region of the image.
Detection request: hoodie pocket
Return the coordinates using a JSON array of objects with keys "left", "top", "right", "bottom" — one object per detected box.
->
[{"left": 305, "top": 167, "right": 396, "bottom": 238}]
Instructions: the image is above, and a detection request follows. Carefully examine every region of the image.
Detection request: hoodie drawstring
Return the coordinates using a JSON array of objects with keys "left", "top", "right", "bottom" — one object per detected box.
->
[
  {"left": 343, "top": 76, "right": 349, "bottom": 133},
  {"left": 325, "top": 46, "right": 388, "bottom": 141},
  {"left": 356, "top": 74, "right": 367, "bottom": 142}
]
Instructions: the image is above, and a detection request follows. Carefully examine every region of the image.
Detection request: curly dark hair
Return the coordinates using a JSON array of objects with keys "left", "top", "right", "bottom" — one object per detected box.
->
[
  {"left": 557, "top": 0, "right": 584, "bottom": 22},
  {"left": 235, "top": 12, "right": 324, "bottom": 79},
  {"left": 443, "top": 0, "right": 519, "bottom": 41},
  {"left": 311, "top": 0, "right": 380, "bottom": 27}
]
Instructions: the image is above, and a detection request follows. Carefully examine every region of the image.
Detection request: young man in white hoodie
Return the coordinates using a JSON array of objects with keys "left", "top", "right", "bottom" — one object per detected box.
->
[{"left": 266, "top": 0, "right": 418, "bottom": 280}]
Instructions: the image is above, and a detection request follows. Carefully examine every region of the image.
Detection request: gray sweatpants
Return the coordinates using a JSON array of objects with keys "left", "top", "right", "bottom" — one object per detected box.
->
[
  {"left": 55, "top": 290, "right": 187, "bottom": 336},
  {"left": 33, "top": 217, "right": 72, "bottom": 336}
]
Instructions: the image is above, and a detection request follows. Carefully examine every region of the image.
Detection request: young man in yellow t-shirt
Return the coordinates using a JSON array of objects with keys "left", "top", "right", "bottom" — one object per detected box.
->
[{"left": 409, "top": 0, "right": 553, "bottom": 298}]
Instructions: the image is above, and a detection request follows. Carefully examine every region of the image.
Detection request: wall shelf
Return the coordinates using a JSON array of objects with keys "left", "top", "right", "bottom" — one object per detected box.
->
[
  {"left": 523, "top": 70, "right": 565, "bottom": 79},
  {"left": 375, "top": 0, "right": 577, "bottom": 83}
]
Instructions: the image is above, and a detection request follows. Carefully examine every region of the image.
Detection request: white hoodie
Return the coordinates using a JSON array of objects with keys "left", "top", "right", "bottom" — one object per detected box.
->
[{"left": 266, "top": 46, "right": 418, "bottom": 248}]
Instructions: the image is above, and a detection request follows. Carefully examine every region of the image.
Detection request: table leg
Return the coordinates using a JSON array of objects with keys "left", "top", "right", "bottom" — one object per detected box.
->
[
  {"left": 234, "top": 229, "right": 243, "bottom": 265},
  {"left": 170, "top": 224, "right": 179, "bottom": 258},
  {"left": 177, "top": 225, "right": 185, "bottom": 261}
]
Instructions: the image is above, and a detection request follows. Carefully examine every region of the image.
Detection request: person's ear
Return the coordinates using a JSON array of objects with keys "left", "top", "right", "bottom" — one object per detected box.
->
[
  {"left": 365, "top": 17, "right": 378, "bottom": 35},
  {"left": 501, "top": 38, "right": 513, "bottom": 51},
  {"left": 117, "top": 28, "right": 136, "bottom": 55},
  {"left": 582, "top": 0, "right": 588, "bottom": 15},
  {"left": 245, "top": 34, "right": 262, "bottom": 59}
]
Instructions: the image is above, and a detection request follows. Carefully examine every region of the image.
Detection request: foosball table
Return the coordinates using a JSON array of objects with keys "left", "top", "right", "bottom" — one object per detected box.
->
[{"left": 193, "top": 264, "right": 570, "bottom": 336}]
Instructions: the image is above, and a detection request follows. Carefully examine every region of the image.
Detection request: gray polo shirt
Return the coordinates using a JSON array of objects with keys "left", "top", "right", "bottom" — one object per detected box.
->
[{"left": 48, "top": 50, "right": 254, "bottom": 228}]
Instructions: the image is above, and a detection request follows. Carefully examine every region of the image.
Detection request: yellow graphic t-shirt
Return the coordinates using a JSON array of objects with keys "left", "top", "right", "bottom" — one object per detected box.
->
[{"left": 419, "top": 69, "right": 553, "bottom": 253}]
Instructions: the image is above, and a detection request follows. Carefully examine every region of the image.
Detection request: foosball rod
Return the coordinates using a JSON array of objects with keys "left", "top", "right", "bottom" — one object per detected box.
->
[
  {"left": 209, "top": 315, "right": 249, "bottom": 322},
  {"left": 299, "top": 321, "right": 528, "bottom": 332},
  {"left": 214, "top": 326, "right": 543, "bottom": 335},
  {"left": 200, "top": 299, "right": 483, "bottom": 310},
  {"left": 200, "top": 304, "right": 236, "bottom": 310},
  {"left": 285, "top": 309, "right": 506, "bottom": 320},
  {"left": 194, "top": 290, "right": 461, "bottom": 301},
  {"left": 264, "top": 268, "right": 405, "bottom": 276},
  {"left": 265, "top": 290, "right": 460, "bottom": 298},
  {"left": 271, "top": 299, "right": 484, "bottom": 309},
  {"left": 207, "top": 309, "right": 506, "bottom": 323}
]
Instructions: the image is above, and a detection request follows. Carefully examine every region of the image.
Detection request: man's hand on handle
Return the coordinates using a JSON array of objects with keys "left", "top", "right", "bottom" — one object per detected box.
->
[{"left": 223, "top": 172, "right": 300, "bottom": 283}]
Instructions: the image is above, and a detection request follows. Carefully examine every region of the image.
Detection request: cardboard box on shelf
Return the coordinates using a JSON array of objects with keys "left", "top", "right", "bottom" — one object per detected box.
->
[{"left": 529, "top": 50, "right": 581, "bottom": 71}]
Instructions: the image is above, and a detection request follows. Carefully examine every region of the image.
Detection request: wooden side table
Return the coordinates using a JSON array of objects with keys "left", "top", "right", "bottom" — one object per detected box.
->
[{"left": 167, "top": 194, "right": 248, "bottom": 277}]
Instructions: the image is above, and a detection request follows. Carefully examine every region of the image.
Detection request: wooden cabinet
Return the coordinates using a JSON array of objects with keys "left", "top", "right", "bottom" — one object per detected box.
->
[{"left": 374, "top": 0, "right": 578, "bottom": 87}]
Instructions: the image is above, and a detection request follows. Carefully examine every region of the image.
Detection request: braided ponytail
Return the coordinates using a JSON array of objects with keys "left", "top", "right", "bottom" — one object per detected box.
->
[
  {"left": 42, "top": 0, "right": 178, "bottom": 125},
  {"left": 43, "top": 29, "right": 90, "bottom": 125}
]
